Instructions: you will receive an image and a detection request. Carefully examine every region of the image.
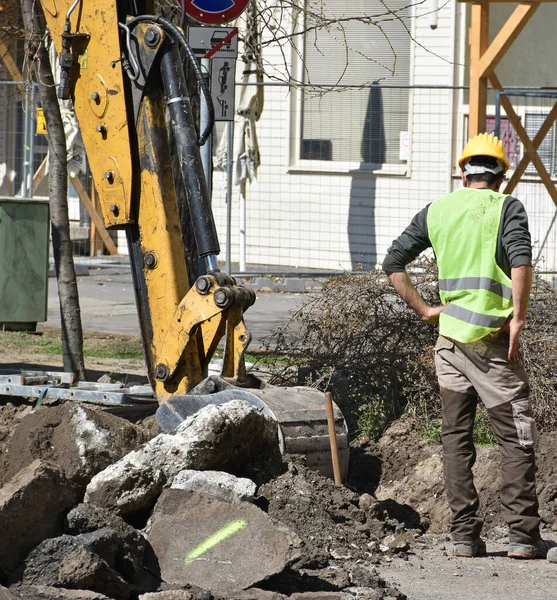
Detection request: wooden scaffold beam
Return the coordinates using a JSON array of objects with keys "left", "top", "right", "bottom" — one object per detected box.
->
[{"left": 460, "top": 0, "right": 557, "bottom": 207}]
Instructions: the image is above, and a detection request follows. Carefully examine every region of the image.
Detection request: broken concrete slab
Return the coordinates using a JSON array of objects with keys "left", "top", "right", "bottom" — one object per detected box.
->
[
  {"left": 0, "top": 585, "right": 17, "bottom": 600},
  {"left": 17, "top": 516, "right": 159, "bottom": 598},
  {"left": 227, "top": 590, "right": 286, "bottom": 600},
  {"left": 171, "top": 470, "right": 257, "bottom": 503},
  {"left": 85, "top": 401, "right": 279, "bottom": 517},
  {"left": 9, "top": 586, "right": 113, "bottom": 600},
  {"left": 138, "top": 593, "right": 194, "bottom": 600},
  {"left": 0, "top": 460, "right": 76, "bottom": 581},
  {"left": 65, "top": 503, "right": 160, "bottom": 591},
  {"left": 147, "top": 489, "right": 301, "bottom": 594},
  {"left": 58, "top": 546, "right": 131, "bottom": 599},
  {"left": 0, "top": 404, "right": 147, "bottom": 491},
  {"left": 18, "top": 535, "right": 131, "bottom": 600}
]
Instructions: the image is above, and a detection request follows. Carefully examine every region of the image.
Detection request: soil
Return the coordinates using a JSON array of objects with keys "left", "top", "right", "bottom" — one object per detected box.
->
[{"left": 4, "top": 330, "right": 557, "bottom": 599}]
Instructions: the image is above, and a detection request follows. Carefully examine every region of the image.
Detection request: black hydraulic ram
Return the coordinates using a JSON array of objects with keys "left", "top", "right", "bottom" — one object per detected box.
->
[{"left": 160, "top": 42, "right": 220, "bottom": 271}]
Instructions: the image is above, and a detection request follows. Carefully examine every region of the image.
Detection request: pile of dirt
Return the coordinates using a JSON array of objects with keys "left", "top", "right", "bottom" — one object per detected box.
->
[
  {"left": 352, "top": 415, "right": 557, "bottom": 537},
  {"left": 0, "top": 397, "right": 410, "bottom": 600}
]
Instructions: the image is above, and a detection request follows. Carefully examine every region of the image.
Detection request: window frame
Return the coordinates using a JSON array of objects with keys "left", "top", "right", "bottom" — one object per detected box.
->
[{"left": 289, "top": 1, "right": 415, "bottom": 176}]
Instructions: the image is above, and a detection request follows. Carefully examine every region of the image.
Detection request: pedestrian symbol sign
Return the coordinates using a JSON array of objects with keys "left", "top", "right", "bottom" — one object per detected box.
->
[
  {"left": 186, "top": 0, "right": 251, "bottom": 24},
  {"left": 212, "top": 57, "right": 235, "bottom": 121}
]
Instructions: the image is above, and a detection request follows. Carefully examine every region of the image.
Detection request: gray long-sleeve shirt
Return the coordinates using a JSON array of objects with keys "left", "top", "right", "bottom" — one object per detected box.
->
[{"left": 382, "top": 193, "right": 532, "bottom": 276}]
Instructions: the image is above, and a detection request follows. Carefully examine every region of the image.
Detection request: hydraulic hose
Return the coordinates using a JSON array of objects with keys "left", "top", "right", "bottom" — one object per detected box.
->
[
  {"left": 159, "top": 42, "right": 220, "bottom": 258},
  {"left": 126, "top": 14, "right": 215, "bottom": 145}
]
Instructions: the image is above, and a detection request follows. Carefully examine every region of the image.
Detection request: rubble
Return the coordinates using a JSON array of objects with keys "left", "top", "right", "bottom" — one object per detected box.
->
[
  {"left": 139, "top": 593, "right": 195, "bottom": 600},
  {"left": 0, "top": 585, "right": 17, "bottom": 600},
  {"left": 0, "top": 397, "right": 411, "bottom": 599},
  {"left": 0, "top": 460, "right": 76, "bottom": 579},
  {"left": 147, "top": 489, "right": 301, "bottom": 593},
  {"left": 171, "top": 470, "right": 257, "bottom": 503},
  {"left": 0, "top": 404, "right": 147, "bottom": 491},
  {"left": 9, "top": 587, "right": 112, "bottom": 599},
  {"left": 85, "top": 401, "right": 280, "bottom": 517}
]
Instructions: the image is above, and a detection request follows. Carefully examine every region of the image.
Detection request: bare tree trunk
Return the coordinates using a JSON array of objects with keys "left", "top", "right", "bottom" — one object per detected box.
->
[{"left": 20, "top": 0, "right": 86, "bottom": 380}]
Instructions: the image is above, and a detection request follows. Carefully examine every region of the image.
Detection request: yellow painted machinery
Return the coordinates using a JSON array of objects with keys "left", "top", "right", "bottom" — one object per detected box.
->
[{"left": 38, "top": 0, "right": 349, "bottom": 479}]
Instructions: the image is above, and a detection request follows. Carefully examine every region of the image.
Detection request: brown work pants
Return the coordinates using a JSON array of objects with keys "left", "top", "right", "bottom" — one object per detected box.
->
[{"left": 436, "top": 334, "right": 540, "bottom": 544}]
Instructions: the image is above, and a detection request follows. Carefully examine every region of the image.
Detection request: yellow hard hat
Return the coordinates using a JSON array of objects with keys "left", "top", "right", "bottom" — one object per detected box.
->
[{"left": 458, "top": 132, "right": 510, "bottom": 172}]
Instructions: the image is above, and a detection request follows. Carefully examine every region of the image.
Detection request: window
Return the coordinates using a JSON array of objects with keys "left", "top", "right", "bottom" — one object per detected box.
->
[
  {"left": 525, "top": 113, "right": 557, "bottom": 177},
  {"left": 300, "top": 0, "right": 411, "bottom": 165}
]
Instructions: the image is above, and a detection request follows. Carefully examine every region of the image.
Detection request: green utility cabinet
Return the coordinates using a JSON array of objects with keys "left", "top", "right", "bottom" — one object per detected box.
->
[{"left": 0, "top": 197, "right": 50, "bottom": 331}]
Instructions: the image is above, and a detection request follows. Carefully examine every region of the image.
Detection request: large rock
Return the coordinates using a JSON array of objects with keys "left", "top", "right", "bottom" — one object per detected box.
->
[
  {"left": 18, "top": 534, "right": 131, "bottom": 600},
  {"left": 0, "top": 460, "right": 76, "bottom": 581},
  {"left": 85, "top": 401, "right": 279, "bottom": 517},
  {"left": 147, "top": 489, "right": 301, "bottom": 594},
  {"left": 0, "top": 585, "right": 17, "bottom": 600},
  {"left": 0, "top": 404, "right": 146, "bottom": 491},
  {"left": 139, "top": 593, "right": 194, "bottom": 600},
  {"left": 171, "top": 470, "right": 257, "bottom": 503},
  {"left": 17, "top": 505, "right": 160, "bottom": 598},
  {"left": 10, "top": 586, "right": 112, "bottom": 599},
  {"left": 65, "top": 503, "right": 160, "bottom": 593}
]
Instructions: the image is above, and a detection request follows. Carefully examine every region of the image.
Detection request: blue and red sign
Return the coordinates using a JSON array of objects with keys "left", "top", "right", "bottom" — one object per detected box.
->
[{"left": 187, "top": 0, "right": 251, "bottom": 24}]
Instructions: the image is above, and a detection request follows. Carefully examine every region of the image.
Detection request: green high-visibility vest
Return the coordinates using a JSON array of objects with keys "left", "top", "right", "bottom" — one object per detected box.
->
[{"left": 427, "top": 188, "right": 514, "bottom": 343}]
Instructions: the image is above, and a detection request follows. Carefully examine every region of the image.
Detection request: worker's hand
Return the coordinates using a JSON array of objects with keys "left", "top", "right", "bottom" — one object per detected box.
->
[
  {"left": 507, "top": 317, "right": 526, "bottom": 362},
  {"left": 421, "top": 304, "right": 448, "bottom": 325}
]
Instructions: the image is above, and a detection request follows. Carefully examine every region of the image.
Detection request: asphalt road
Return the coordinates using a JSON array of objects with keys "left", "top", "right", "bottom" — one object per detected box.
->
[{"left": 46, "top": 268, "right": 305, "bottom": 350}]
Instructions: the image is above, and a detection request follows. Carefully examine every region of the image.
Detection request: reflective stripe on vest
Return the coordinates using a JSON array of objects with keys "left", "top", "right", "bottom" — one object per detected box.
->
[
  {"left": 443, "top": 303, "right": 509, "bottom": 328},
  {"left": 439, "top": 277, "right": 513, "bottom": 301}
]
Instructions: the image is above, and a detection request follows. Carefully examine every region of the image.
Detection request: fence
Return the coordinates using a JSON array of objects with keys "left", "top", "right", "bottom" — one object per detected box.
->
[
  {"left": 0, "top": 80, "right": 106, "bottom": 257},
  {"left": 2, "top": 80, "right": 557, "bottom": 277}
]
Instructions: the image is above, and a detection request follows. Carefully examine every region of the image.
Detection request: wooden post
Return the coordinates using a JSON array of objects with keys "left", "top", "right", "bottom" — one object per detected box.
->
[
  {"left": 504, "top": 101, "right": 557, "bottom": 195},
  {"left": 469, "top": 2, "right": 489, "bottom": 137},
  {"left": 325, "top": 391, "right": 343, "bottom": 485},
  {"left": 477, "top": 4, "right": 537, "bottom": 79},
  {"left": 90, "top": 181, "right": 99, "bottom": 256},
  {"left": 0, "top": 40, "right": 24, "bottom": 89},
  {"left": 70, "top": 175, "right": 118, "bottom": 255}
]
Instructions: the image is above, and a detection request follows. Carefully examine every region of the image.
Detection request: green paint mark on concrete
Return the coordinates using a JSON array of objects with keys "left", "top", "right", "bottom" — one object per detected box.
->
[{"left": 185, "top": 518, "right": 248, "bottom": 564}]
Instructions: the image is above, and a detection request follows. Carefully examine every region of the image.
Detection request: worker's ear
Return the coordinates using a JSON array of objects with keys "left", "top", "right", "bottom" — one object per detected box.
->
[
  {"left": 494, "top": 175, "right": 505, "bottom": 191},
  {"left": 461, "top": 172, "right": 469, "bottom": 187}
]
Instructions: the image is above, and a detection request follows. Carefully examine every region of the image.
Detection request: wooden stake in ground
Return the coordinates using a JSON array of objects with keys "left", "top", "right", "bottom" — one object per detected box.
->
[{"left": 325, "top": 391, "right": 343, "bottom": 485}]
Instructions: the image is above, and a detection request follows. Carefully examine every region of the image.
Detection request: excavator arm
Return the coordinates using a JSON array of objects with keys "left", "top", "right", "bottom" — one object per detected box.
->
[
  {"left": 38, "top": 0, "right": 350, "bottom": 480},
  {"left": 40, "top": 0, "right": 252, "bottom": 398}
]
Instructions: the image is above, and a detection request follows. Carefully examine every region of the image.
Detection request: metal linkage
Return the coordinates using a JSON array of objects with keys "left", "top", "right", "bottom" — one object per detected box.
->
[{"left": 0, "top": 371, "right": 156, "bottom": 407}]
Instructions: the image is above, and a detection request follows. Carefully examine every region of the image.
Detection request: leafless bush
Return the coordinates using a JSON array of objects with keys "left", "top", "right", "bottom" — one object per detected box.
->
[{"left": 255, "top": 260, "right": 557, "bottom": 439}]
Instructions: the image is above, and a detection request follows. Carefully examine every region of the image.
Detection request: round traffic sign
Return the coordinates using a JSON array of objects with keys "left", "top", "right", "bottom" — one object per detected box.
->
[{"left": 187, "top": 0, "right": 251, "bottom": 24}]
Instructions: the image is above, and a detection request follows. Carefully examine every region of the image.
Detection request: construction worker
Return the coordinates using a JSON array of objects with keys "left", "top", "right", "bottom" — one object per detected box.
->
[{"left": 382, "top": 133, "right": 554, "bottom": 560}]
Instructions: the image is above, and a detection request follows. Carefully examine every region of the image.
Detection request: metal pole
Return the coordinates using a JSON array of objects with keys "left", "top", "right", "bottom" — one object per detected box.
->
[
  {"left": 28, "top": 84, "right": 36, "bottom": 198},
  {"left": 239, "top": 181, "right": 246, "bottom": 272},
  {"left": 21, "top": 86, "right": 30, "bottom": 197},
  {"left": 495, "top": 89, "right": 501, "bottom": 138},
  {"left": 200, "top": 58, "right": 213, "bottom": 198},
  {"left": 225, "top": 120, "right": 233, "bottom": 274}
]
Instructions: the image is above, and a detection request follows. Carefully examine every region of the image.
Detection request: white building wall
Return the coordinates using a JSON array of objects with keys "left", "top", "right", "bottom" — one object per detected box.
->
[{"left": 212, "top": 0, "right": 459, "bottom": 270}]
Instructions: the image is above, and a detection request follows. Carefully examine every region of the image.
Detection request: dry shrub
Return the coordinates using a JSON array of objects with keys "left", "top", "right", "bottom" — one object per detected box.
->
[
  {"left": 257, "top": 258, "right": 440, "bottom": 437},
  {"left": 256, "top": 260, "right": 557, "bottom": 439}
]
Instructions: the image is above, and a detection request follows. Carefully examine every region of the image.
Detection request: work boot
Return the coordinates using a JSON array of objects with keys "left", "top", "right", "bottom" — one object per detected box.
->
[
  {"left": 508, "top": 539, "right": 557, "bottom": 559},
  {"left": 452, "top": 538, "right": 486, "bottom": 558}
]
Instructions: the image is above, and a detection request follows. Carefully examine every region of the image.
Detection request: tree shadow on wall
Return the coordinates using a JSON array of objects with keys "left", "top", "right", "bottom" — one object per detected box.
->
[{"left": 347, "top": 87, "right": 386, "bottom": 269}]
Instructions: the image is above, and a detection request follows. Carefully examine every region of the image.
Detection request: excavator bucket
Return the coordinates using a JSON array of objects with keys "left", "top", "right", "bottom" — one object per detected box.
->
[{"left": 156, "top": 375, "right": 350, "bottom": 482}]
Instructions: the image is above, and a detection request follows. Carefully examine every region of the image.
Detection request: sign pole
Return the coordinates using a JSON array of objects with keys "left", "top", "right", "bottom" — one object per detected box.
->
[
  {"left": 225, "top": 120, "right": 233, "bottom": 274},
  {"left": 200, "top": 57, "right": 213, "bottom": 199}
]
